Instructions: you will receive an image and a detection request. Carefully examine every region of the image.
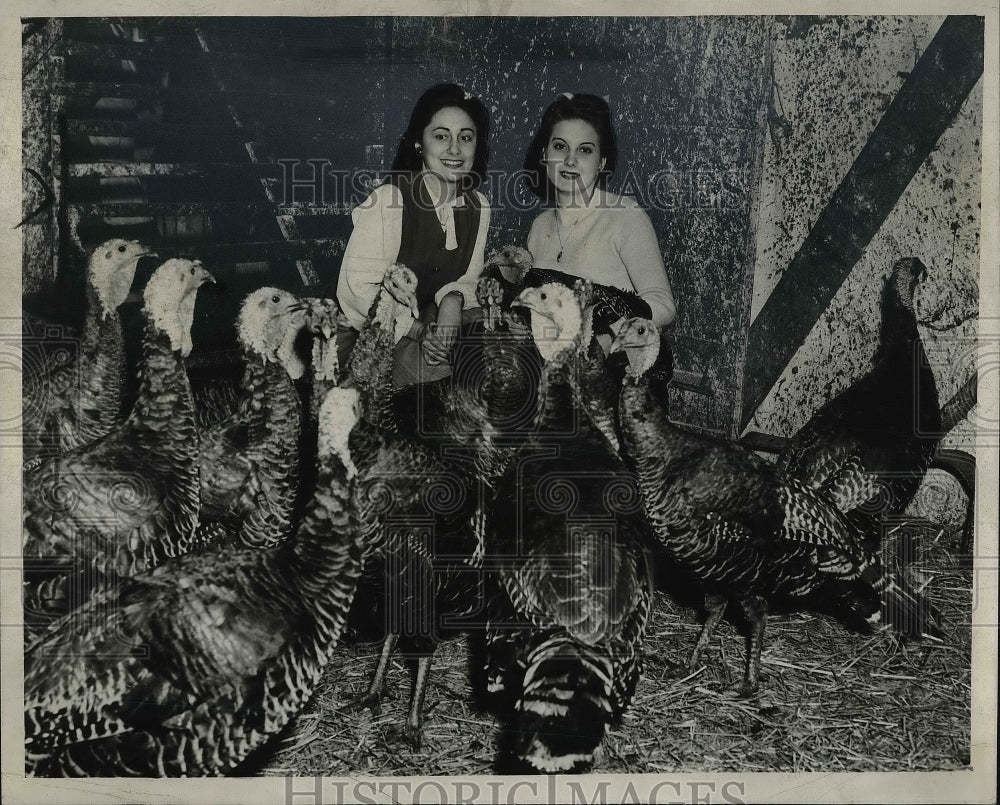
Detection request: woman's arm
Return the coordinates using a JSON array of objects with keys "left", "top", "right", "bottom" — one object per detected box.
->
[
  {"left": 335, "top": 183, "right": 414, "bottom": 342},
  {"left": 432, "top": 195, "right": 492, "bottom": 311},
  {"left": 618, "top": 207, "right": 677, "bottom": 329},
  {"left": 422, "top": 197, "right": 492, "bottom": 364}
]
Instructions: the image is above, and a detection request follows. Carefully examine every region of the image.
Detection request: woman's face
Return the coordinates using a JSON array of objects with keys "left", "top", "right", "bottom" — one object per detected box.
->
[
  {"left": 419, "top": 106, "right": 477, "bottom": 185},
  {"left": 543, "top": 118, "right": 606, "bottom": 200}
]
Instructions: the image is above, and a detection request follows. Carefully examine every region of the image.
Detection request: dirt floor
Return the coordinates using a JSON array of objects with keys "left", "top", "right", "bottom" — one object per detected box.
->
[{"left": 251, "top": 520, "right": 973, "bottom": 776}]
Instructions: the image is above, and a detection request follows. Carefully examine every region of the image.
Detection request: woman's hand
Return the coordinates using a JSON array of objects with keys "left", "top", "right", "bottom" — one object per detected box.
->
[
  {"left": 407, "top": 319, "right": 429, "bottom": 342},
  {"left": 421, "top": 292, "right": 462, "bottom": 365}
]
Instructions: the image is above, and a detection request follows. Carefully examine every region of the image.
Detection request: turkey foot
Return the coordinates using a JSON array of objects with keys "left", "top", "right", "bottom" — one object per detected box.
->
[
  {"left": 384, "top": 721, "right": 423, "bottom": 751},
  {"left": 381, "top": 654, "right": 433, "bottom": 751},
  {"left": 345, "top": 634, "right": 399, "bottom": 715},
  {"left": 685, "top": 592, "right": 729, "bottom": 676},
  {"left": 345, "top": 688, "right": 388, "bottom": 716}
]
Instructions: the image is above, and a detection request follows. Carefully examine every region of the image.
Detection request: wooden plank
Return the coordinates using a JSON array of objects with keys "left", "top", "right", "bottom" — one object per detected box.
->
[
  {"left": 739, "top": 431, "right": 790, "bottom": 455},
  {"left": 59, "top": 38, "right": 154, "bottom": 60},
  {"left": 67, "top": 200, "right": 276, "bottom": 217},
  {"left": 740, "top": 15, "right": 985, "bottom": 429},
  {"left": 68, "top": 162, "right": 237, "bottom": 177}
]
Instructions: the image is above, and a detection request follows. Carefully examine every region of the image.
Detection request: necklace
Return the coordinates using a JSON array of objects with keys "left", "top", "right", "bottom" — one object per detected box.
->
[{"left": 554, "top": 209, "right": 582, "bottom": 262}]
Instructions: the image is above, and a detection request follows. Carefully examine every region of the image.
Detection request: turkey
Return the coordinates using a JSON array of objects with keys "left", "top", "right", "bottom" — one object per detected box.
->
[
  {"left": 302, "top": 296, "right": 342, "bottom": 426},
  {"left": 610, "top": 317, "right": 942, "bottom": 696},
  {"left": 478, "top": 245, "right": 534, "bottom": 331},
  {"left": 22, "top": 238, "right": 154, "bottom": 468},
  {"left": 343, "top": 265, "right": 484, "bottom": 749},
  {"left": 22, "top": 259, "right": 216, "bottom": 635},
  {"left": 484, "top": 282, "right": 652, "bottom": 773},
  {"left": 192, "top": 379, "right": 245, "bottom": 430},
  {"left": 779, "top": 257, "right": 942, "bottom": 547},
  {"left": 480, "top": 244, "right": 658, "bottom": 340},
  {"left": 288, "top": 295, "right": 343, "bottom": 519},
  {"left": 197, "top": 288, "right": 311, "bottom": 549},
  {"left": 24, "top": 385, "right": 367, "bottom": 777},
  {"left": 480, "top": 245, "right": 672, "bottom": 424},
  {"left": 388, "top": 273, "right": 542, "bottom": 488}
]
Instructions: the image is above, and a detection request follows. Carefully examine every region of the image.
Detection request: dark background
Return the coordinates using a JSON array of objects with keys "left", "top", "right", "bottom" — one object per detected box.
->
[{"left": 22, "top": 16, "right": 769, "bottom": 436}]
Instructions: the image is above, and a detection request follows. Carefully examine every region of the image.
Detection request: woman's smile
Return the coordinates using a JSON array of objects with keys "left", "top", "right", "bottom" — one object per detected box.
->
[{"left": 544, "top": 118, "right": 606, "bottom": 202}]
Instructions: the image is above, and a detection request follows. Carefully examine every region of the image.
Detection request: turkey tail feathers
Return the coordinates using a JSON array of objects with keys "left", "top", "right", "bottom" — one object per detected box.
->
[{"left": 515, "top": 635, "right": 616, "bottom": 773}]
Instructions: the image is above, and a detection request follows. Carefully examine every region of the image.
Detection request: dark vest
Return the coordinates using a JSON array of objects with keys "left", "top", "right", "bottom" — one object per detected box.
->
[{"left": 391, "top": 173, "right": 482, "bottom": 312}]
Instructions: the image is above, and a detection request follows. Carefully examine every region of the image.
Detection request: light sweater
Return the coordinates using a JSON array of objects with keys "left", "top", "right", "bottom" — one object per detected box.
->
[
  {"left": 526, "top": 190, "right": 676, "bottom": 329},
  {"left": 336, "top": 176, "right": 490, "bottom": 342}
]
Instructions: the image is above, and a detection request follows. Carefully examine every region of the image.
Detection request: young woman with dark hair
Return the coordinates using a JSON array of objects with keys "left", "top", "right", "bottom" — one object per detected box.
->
[
  {"left": 523, "top": 92, "right": 676, "bottom": 339},
  {"left": 336, "top": 83, "right": 491, "bottom": 387}
]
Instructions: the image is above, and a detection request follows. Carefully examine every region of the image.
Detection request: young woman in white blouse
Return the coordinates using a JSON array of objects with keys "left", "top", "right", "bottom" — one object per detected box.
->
[
  {"left": 523, "top": 93, "right": 676, "bottom": 343},
  {"left": 335, "top": 83, "right": 491, "bottom": 387}
]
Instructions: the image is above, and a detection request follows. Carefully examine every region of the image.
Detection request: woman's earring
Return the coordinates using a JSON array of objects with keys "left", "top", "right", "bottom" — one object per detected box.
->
[{"left": 415, "top": 144, "right": 423, "bottom": 155}]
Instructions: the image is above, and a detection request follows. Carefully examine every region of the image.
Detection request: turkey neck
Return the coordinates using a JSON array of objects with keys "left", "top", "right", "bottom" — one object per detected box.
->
[
  {"left": 535, "top": 351, "right": 579, "bottom": 433},
  {"left": 81, "top": 285, "right": 126, "bottom": 415},
  {"left": 72, "top": 286, "right": 126, "bottom": 444},
  {"left": 283, "top": 453, "right": 364, "bottom": 641},
  {"left": 238, "top": 356, "right": 302, "bottom": 444},
  {"left": 352, "top": 330, "right": 396, "bottom": 431},
  {"left": 578, "top": 336, "right": 621, "bottom": 449},
  {"left": 873, "top": 279, "right": 940, "bottom": 430},
  {"left": 81, "top": 282, "right": 112, "bottom": 353},
  {"left": 874, "top": 281, "right": 922, "bottom": 374},
  {"left": 128, "top": 318, "right": 199, "bottom": 451},
  {"left": 618, "top": 375, "right": 690, "bottom": 468}
]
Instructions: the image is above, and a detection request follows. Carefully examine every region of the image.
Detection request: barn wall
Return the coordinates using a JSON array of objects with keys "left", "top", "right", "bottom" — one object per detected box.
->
[
  {"left": 745, "top": 16, "right": 982, "bottom": 524},
  {"left": 379, "top": 16, "right": 770, "bottom": 437},
  {"left": 21, "top": 19, "right": 63, "bottom": 295},
  {"left": 20, "top": 16, "right": 983, "bottom": 461},
  {"left": 24, "top": 16, "right": 770, "bottom": 436}
]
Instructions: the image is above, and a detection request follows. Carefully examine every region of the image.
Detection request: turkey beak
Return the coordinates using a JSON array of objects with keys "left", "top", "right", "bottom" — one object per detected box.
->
[
  {"left": 610, "top": 319, "right": 654, "bottom": 353},
  {"left": 609, "top": 330, "right": 627, "bottom": 354},
  {"left": 193, "top": 263, "right": 217, "bottom": 288},
  {"left": 511, "top": 287, "right": 541, "bottom": 315},
  {"left": 304, "top": 298, "right": 339, "bottom": 339},
  {"left": 610, "top": 326, "right": 643, "bottom": 354},
  {"left": 287, "top": 300, "right": 309, "bottom": 324}
]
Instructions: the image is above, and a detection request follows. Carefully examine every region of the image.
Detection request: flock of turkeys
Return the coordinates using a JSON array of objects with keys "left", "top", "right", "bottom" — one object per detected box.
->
[{"left": 21, "top": 240, "right": 952, "bottom": 775}]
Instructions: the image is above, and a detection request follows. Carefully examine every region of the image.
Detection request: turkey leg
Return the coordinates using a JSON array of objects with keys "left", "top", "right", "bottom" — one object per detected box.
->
[
  {"left": 739, "top": 595, "right": 768, "bottom": 696},
  {"left": 688, "top": 591, "right": 728, "bottom": 671},
  {"left": 347, "top": 632, "right": 399, "bottom": 715}
]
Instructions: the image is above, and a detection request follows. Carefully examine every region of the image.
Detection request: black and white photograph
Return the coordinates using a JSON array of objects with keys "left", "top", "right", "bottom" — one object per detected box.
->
[{"left": 2, "top": 3, "right": 997, "bottom": 803}]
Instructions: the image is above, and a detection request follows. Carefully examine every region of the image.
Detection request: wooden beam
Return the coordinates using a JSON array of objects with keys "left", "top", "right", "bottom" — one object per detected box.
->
[{"left": 741, "top": 15, "right": 984, "bottom": 428}]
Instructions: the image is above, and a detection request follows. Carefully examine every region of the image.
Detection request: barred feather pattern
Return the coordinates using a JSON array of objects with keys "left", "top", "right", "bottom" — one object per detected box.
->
[
  {"left": 485, "top": 348, "right": 651, "bottom": 772},
  {"left": 199, "top": 356, "right": 302, "bottom": 549},
  {"left": 22, "top": 287, "right": 127, "bottom": 467},
  {"left": 618, "top": 373, "right": 936, "bottom": 640},
  {"left": 351, "top": 426, "right": 483, "bottom": 647},
  {"left": 779, "top": 258, "right": 942, "bottom": 543},
  {"left": 347, "top": 293, "right": 397, "bottom": 431},
  {"left": 193, "top": 379, "right": 244, "bottom": 430},
  {"left": 23, "top": 321, "right": 203, "bottom": 633},
  {"left": 485, "top": 487, "right": 652, "bottom": 771},
  {"left": 344, "top": 393, "right": 484, "bottom": 743},
  {"left": 24, "top": 443, "right": 364, "bottom": 777},
  {"left": 577, "top": 316, "right": 622, "bottom": 454}
]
